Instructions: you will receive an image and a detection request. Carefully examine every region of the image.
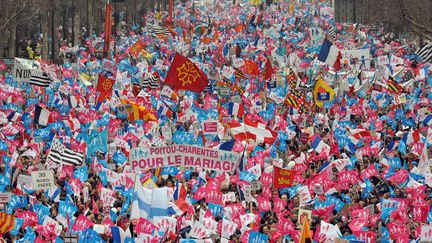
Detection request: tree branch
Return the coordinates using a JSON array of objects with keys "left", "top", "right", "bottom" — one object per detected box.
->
[
  {"left": 397, "top": 0, "right": 432, "bottom": 36},
  {"left": 0, "top": 0, "right": 31, "bottom": 32}
]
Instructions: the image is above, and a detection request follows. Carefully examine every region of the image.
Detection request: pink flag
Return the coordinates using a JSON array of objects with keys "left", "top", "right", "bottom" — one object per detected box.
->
[
  {"left": 276, "top": 216, "right": 295, "bottom": 235},
  {"left": 273, "top": 196, "right": 286, "bottom": 213},
  {"left": 348, "top": 217, "right": 367, "bottom": 232},
  {"left": 388, "top": 169, "right": 409, "bottom": 185},
  {"left": 135, "top": 217, "right": 158, "bottom": 235},
  {"left": 361, "top": 164, "right": 379, "bottom": 179},
  {"left": 387, "top": 222, "right": 410, "bottom": 241},
  {"left": 72, "top": 214, "right": 94, "bottom": 231},
  {"left": 16, "top": 211, "right": 38, "bottom": 228},
  {"left": 257, "top": 196, "right": 271, "bottom": 212},
  {"left": 312, "top": 205, "right": 335, "bottom": 220},
  {"left": 261, "top": 171, "right": 273, "bottom": 186}
]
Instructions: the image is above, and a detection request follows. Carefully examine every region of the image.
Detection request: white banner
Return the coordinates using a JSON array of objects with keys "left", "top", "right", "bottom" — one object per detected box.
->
[
  {"left": 130, "top": 145, "right": 241, "bottom": 173},
  {"left": 341, "top": 49, "right": 371, "bottom": 69},
  {"left": 31, "top": 170, "right": 55, "bottom": 190}
]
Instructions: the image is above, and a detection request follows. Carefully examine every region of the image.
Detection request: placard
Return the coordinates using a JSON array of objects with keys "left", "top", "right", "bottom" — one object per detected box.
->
[
  {"left": 13, "top": 58, "right": 39, "bottom": 82},
  {"left": 297, "top": 209, "right": 312, "bottom": 228},
  {"left": 250, "top": 181, "right": 262, "bottom": 191},
  {"left": 31, "top": 170, "right": 55, "bottom": 190},
  {"left": 202, "top": 120, "right": 218, "bottom": 135},
  {"left": 219, "top": 86, "right": 232, "bottom": 97},
  {"left": 394, "top": 93, "right": 406, "bottom": 105},
  {"left": 93, "top": 224, "right": 107, "bottom": 234},
  {"left": 420, "top": 225, "right": 432, "bottom": 241},
  {"left": 231, "top": 95, "right": 242, "bottom": 103},
  {"left": 0, "top": 192, "right": 11, "bottom": 203}
]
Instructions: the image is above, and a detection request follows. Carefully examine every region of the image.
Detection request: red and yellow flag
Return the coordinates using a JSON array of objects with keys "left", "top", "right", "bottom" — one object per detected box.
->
[
  {"left": 273, "top": 166, "right": 295, "bottom": 189},
  {"left": 96, "top": 74, "right": 115, "bottom": 103},
  {"left": 121, "top": 99, "right": 157, "bottom": 123},
  {"left": 128, "top": 40, "right": 153, "bottom": 59},
  {"left": 0, "top": 212, "right": 16, "bottom": 234},
  {"left": 165, "top": 53, "right": 209, "bottom": 92}
]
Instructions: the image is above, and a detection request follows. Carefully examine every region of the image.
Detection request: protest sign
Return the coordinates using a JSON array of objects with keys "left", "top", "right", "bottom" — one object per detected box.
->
[
  {"left": 202, "top": 120, "right": 218, "bottom": 135},
  {"left": 0, "top": 193, "right": 11, "bottom": 203},
  {"left": 129, "top": 144, "right": 241, "bottom": 172},
  {"left": 31, "top": 170, "right": 55, "bottom": 190},
  {"left": 13, "top": 57, "right": 40, "bottom": 82}
]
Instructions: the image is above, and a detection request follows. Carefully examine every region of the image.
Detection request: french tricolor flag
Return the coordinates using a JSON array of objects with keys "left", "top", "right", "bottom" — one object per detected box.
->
[
  {"left": 318, "top": 39, "right": 342, "bottom": 70},
  {"left": 227, "top": 102, "right": 245, "bottom": 117},
  {"left": 311, "top": 135, "right": 330, "bottom": 154}
]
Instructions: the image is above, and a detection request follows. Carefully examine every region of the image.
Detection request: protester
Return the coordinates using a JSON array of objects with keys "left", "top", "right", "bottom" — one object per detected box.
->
[{"left": 0, "top": 0, "right": 431, "bottom": 243}]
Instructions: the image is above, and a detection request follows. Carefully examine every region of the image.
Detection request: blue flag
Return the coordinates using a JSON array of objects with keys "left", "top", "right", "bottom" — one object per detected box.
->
[
  {"left": 249, "top": 231, "right": 269, "bottom": 243},
  {"left": 87, "top": 129, "right": 108, "bottom": 155}
]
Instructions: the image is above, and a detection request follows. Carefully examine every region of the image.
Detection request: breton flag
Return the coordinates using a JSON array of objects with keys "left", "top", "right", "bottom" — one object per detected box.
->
[
  {"left": 29, "top": 70, "right": 52, "bottom": 87},
  {"left": 416, "top": 41, "right": 432, "bottom": 63},
  {"left": 34, "top": 105, "right": 50, "bottom": 126},
  {"left": 149, "top": 23, "right": 171, "bottom": 35},
  {"left": 47, "top": 137, "right": 84, "bottom": 167},
  {"left": 318, "top": 38, "right": 342, "bottom": 70},
  {"left": 327, "top": 26, "right": 337, "bottom": 42},
  {"left": 142, "top": 72, "right": 159, "bottom": 89},
  {"left": 228, "top": 117, "right": 277, "bottom": 144}
]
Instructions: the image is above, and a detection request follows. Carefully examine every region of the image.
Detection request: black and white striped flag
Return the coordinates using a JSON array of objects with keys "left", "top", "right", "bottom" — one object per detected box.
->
[
  {"left": 416, "top": 42, "right": 432, "bottom": 63},
  {"left": 30, "top": 70, "right": 52, "bottom": 87},
  {"left": 47, "top": 138, "right": 84, "bottom": 167},
  {"left": 327, "top": 26, "right": 337, "bottom": 42},
  {"left": 149, "top": 24, "right": 171, "bottom": 35},
  {"left": 142, "top": 73, "right": 159, "bottom": 89}
]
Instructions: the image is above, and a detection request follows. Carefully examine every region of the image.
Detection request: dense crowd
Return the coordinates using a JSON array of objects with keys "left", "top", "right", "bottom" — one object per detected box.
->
[{"left": 0, "top": 0, "right": 431, "bottom": 242}]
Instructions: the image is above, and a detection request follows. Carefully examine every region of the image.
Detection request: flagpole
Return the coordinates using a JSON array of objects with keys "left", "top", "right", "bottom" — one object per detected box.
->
[{"left": 169, "top": 0, "right": 173, "bottom": 20}]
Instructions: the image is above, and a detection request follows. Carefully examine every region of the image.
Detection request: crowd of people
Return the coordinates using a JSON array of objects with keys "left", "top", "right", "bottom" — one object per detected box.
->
[{"left": 0, "top": 0, "right": 431, "bottom": 242}]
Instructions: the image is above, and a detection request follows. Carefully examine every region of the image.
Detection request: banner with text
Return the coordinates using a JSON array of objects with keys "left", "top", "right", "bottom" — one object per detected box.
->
[{"left": 130, "top": 145, "right": 241, "bottom": 173}]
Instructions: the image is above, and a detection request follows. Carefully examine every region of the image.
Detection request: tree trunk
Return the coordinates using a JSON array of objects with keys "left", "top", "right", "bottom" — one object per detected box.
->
[
  {"left": 88, "top": 0, "right": 94, "bottom": 37},
  {"left": 52, "top": 0, "right": 60, "bottom": 62},
  {"left": 73, "top": 0, "right": 81, "bottom": 46},
  {"left": 41, "top": 1, "right": 50, "bottom": 60},
  {"left": 95, "top": 0, "right": 101, "bottom": 36},
  {"left": 8, "top": 5, "right": 17, "bottom": 58}
]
